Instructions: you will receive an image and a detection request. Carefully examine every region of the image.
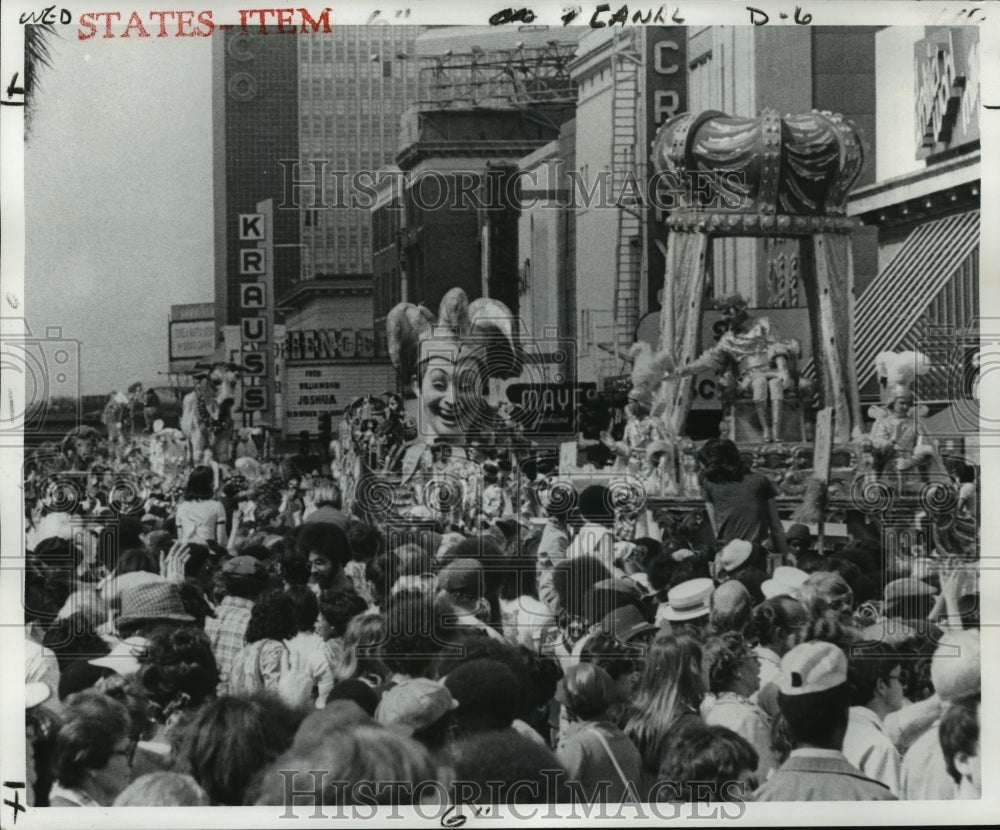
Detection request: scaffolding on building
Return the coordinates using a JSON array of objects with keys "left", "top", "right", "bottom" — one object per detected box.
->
[
  {"left": 597, "top": 30, "right": 645, "bottom": 381},
  {"left": 414, "top": 41, "right": 579, "bottom": 111}
]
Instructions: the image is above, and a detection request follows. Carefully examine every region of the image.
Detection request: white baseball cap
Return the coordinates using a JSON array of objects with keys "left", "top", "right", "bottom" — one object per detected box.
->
[{"left": 778, "top": 640, "right": 847, "bottom": 696}]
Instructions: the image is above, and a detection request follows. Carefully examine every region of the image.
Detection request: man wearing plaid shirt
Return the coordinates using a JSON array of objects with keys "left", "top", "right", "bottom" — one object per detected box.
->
[{"left": 205, "top": 555, "right": 268, "bottom": 691}]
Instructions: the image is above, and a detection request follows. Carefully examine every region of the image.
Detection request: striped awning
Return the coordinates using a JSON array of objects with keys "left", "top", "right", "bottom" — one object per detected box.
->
[{"left": 855, "top": 210, "right": 980, "bottom": 389}]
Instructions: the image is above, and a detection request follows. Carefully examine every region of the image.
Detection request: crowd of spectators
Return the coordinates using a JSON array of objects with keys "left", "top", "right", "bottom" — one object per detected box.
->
[{"left": 22, "top": 453, "right": 981, "bottom": 809}]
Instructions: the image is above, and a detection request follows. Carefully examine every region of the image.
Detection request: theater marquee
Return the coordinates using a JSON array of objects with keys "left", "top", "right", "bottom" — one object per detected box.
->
[{"left": 283, "top": 363, "right": 396, "bottom": 435}]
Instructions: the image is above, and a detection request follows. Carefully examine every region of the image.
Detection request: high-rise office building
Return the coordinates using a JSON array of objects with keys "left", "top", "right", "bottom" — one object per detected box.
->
[
  {"left": 213, "top": 29, "right": 300, "bottom": 332},
  {"left": 298, "top": 27, "right": 426, "bottom": 276},
  {"left": 212, "top": 26, "right": 427, "bottom": 435},
  {"left": 213, "top": 25, "right": 426, "bottom": 329}
]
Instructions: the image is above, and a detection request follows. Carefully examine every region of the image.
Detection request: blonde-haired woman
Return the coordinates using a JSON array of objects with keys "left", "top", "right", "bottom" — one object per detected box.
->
[{"left": 622, "top": 633, "right": 705, "bottom": 796}]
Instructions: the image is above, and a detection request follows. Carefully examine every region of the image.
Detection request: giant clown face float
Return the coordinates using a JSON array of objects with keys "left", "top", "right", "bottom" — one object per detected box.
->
[{"left": 387, "top": 288, "right": 522, "bottom": 447}]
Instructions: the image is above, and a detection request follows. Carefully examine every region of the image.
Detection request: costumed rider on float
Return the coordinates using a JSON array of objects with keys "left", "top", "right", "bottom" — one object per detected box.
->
[
  {"left": 601, "top": 340, "right": 674, "bottom": 481},
  {"left": 864, "top": 351, "right": 940, "bottom": 492},
  {"left": 676, "top": 293, "right": 799, "bottom": 443}
]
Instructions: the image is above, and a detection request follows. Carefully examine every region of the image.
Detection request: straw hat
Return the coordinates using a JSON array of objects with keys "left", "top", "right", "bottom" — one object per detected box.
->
[{"left": 663, "top": 578, "right": 714, "bottom": 622}]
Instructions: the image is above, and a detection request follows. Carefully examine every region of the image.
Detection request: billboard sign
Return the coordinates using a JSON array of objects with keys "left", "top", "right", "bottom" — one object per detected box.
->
[
  {"left": 283, "top": 362, "right": 397, "bottom": 435},
  {"left": 168, "top": 303, "right": 216, "bottom": 373},
  {"left": 169, "top": 320, "right": 216, "bottom": 361},
  {"left": 914, "top": 27, "right": 980, "bottom": 160}
]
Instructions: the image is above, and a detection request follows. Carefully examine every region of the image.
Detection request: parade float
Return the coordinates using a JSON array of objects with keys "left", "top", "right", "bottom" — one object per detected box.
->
[
  {"left": 29, "top": 109, "right": 972, "bottom": 560},
  {"left": 327, "top": 108, "right": 974, "bottom": 556},
  {"left": 338, "top": 288, "right": 534, "bottom": 531},
  {"left": 558, "top": 108, "right": 971, "bottom": 555}
]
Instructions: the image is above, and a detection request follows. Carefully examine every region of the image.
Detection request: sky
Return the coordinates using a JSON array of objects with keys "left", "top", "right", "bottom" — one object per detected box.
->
[{"left": 25, "top": 30, "right": 215, "bottom": 396}]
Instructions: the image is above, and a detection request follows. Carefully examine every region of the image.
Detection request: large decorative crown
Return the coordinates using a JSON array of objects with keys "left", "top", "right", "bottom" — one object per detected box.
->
[{"left": 651, "top": 108, "right": 865, "bottom": 235}]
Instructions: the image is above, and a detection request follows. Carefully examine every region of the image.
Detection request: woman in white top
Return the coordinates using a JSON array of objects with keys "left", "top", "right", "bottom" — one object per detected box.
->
[{"left": 174, "top": 466, "right": 227, "bottom": 546}]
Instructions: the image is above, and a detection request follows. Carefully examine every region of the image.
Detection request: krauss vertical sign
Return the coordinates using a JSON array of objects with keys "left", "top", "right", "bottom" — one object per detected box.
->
[{"left": 238, "top": 203, "right": 274, "bottom": 417}]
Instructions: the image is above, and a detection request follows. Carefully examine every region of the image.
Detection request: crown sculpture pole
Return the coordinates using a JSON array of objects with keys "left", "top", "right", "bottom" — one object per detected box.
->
[{"left": 649, "top": 109, "right": 866, "bottom": 536}]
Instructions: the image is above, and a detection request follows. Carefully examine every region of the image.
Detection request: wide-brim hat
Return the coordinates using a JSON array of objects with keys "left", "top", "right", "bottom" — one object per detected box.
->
[
  {"left": 716, "top": 539, "right": 753, "bottom": 574},
  {"left": 762, "top": 566, "right": 809, "bottom": 600},
  {"left": 375, "top": 678, "right": 458, "bottom": 735},
  {"left": 116, "top": 581, "right": 194, "bottom": 627},
  {"left": 664, "top": 577, "right": 713, "bottom": 621},
  {"left": 592, "top": 577, "right": 646, "bottom": 602},
  {"left": 598, "top": 603, "right": 659, "bottom": 642}
]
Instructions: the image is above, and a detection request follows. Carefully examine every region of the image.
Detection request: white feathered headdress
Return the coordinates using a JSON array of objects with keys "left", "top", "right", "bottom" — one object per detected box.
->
[
  {"left": 386, "top": 288, "right": 522, "bottom": 383},
  {"left": 874, "top": 350, "right": 931, "bottom": 404},
  {"left": 628, "top": 341, "right": 675, "bottom": 413}
]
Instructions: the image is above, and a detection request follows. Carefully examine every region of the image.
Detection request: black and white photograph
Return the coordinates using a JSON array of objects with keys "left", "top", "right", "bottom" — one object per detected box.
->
[{"left": 0, "top": 1, "right": 995, "bottom": 824}]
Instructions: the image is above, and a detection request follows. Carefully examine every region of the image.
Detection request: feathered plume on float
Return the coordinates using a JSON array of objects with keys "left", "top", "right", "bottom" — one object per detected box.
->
[
  {"left": 628, "top": 341, "right": 675, "bottom": 417},
  {"left": 871, "top": 350, "right": 931, "bottom": 417},
  {"left": 387, "top": 304, "right": 435, "bottom": 385},
  {"left": 791, "top": 477, "right": 826, "bottom": 525},
  {"left": 386, "top": 288, "right": 523, "bottom": 383}
]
